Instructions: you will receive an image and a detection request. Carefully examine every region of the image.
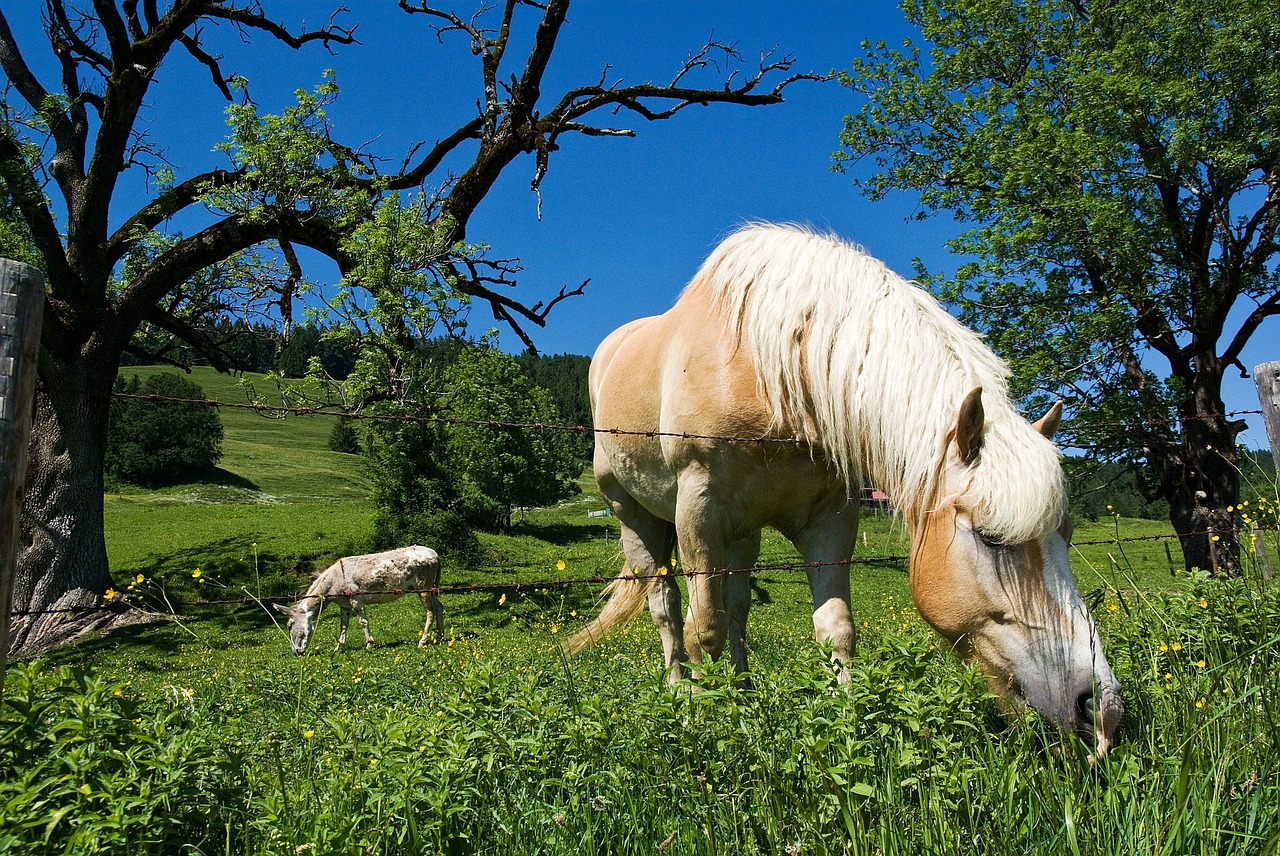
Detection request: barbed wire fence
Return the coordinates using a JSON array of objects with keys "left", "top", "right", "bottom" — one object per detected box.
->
[{"left": 7, "top": 387, "right": 1277, "bottom": 622}]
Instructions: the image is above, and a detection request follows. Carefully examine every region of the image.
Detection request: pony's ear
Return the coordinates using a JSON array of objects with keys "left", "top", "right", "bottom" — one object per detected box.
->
[
  {"left": 1032, "top": 401, "right": 1063, "bottom": 440},
  {"left": 956, "top": 387, "right": 985, "bottom": 465},
  {"left": 271, "top": 602, "right": 294, "bottom": 616}
]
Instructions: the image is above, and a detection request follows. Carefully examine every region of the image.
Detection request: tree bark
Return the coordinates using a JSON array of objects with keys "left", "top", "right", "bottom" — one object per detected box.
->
[
  {"left": 1163, "top": 380, "right": 1243, "bottom": 576},
  {"left": 8, "top": 351, "right": 130, "bottom": 658}
]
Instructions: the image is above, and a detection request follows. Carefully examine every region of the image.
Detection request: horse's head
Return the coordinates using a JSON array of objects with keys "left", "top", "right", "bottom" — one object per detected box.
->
[
  {"left": 272, "top": 597, "right": 322, "bottom": 655},
  {"left": 908, "top": 387, "right": 1122, "bottom": 758}
]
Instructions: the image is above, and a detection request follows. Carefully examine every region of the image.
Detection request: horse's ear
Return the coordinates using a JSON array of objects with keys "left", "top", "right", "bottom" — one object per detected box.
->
[
  {"left": 272, "top": 602, "right": 294, "bottom": 616},
  {"left": 956, "top": 387, "right": 985, "bottom": 465},
  {"left": 1032, "top": 401, "right": 1063, "bottom": 439}
]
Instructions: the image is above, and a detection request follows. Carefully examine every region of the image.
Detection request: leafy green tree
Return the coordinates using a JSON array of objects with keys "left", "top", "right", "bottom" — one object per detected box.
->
[
  {"left": 837, "top": 0, "right": 1280, "bottom": 574},
  {"left": 106, "top": 374, "right": 224, "bottom": 486},
  {"left": 444, "top": 346, "right": 583, "bottom": 531},
  {"left": 0, "top": 1, "right": 810, "bottom": 654}
]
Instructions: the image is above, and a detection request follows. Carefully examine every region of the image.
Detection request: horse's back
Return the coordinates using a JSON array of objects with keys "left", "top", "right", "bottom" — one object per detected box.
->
[{"left": 590, "top": 284, "right": 839, "bottom": 534}]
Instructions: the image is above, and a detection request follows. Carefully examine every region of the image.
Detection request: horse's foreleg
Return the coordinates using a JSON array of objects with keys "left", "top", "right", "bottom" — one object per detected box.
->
[
  {"left": 788, "top": 497, "right": 859, "bottom": 674},
  {"left": 418, "top": 592, "right": 444, "bottom": 646},
  {"left": 336, "top": 603, "right": 351, "bottom": 651},
  {"left": 723, "top": 532, "right": 761, "bottom": 685},
  {"left": 353, "top": 600, "right": 374, "bottom": 649}
]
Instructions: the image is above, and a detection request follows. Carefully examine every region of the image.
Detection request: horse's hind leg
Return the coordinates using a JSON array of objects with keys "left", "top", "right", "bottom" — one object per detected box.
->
[{"left": 603, "top": 481, "right": 682, "bottom": 678}]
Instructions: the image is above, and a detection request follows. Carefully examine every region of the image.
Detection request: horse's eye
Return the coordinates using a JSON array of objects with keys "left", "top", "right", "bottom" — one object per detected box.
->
[{"left": 975, "top": 529, "right": 1004, "bottom": 548}]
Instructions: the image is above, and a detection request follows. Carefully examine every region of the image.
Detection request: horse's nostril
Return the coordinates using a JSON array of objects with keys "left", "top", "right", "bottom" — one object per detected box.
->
[{"left": 1076, "top": 690, "right": 1097, "bottom": 722}]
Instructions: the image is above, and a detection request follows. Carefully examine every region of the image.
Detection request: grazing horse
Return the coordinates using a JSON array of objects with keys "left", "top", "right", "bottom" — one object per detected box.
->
[
  {"left": 272, "top": 545, "right": 444, "bottom": 654},
  {"left": 566, "top": 224, "right": 1122, "bottom": 756}
]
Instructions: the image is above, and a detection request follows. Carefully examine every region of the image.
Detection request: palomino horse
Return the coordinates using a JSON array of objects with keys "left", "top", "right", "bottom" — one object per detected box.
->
[{"left": 566, "top": 224, "right": 1122, "bottom": 756}]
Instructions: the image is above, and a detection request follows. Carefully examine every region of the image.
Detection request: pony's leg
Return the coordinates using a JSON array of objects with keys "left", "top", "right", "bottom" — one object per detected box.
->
[
  {"left": 353, "top": 600, "right": 375, "bottom": 649},
  {"left": 418, "top": 592, "right": 444, "bottom": 646},
  {"left": 336, "top": 603, "right": 351, "bottom": 651},
  {"left": 787, "top": 497, "right": 859, "bottom": 671},
  {"left": 723, "top": 531, "right": 761, "bottom": 682}
]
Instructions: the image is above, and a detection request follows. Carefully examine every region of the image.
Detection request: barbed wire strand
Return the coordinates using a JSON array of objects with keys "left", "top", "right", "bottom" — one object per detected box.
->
[{"left": 12, "top": 522, "right": 1278, "bottom": 619}]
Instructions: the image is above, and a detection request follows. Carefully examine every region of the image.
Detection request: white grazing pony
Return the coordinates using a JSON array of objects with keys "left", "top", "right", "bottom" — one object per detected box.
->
[{"left": 273, "top": 545, "right": 443, "bottom": 654}]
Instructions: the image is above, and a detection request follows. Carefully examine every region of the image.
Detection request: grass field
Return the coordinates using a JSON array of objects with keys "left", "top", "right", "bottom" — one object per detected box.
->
[{"left": 4, "top": 366, "right": 1279, "bottom": 854}]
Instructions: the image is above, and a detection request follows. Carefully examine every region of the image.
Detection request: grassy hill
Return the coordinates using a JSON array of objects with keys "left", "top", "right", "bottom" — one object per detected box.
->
[{"left": 106, "top": 365, "right": 374, "bottom": 578}]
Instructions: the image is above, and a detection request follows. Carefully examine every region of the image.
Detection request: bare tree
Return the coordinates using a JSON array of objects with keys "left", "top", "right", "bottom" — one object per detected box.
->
[{"left": 0, "top": 0, "right": 817, "bottom": 656}]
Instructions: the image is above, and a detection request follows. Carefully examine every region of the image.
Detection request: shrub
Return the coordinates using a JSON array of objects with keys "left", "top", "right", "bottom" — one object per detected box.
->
[
  {"left": 328, "top": 416, "right": 362, "bottom": 454},
  {"left": 106, "top": 373, "right": 224, "bottom": 486}
]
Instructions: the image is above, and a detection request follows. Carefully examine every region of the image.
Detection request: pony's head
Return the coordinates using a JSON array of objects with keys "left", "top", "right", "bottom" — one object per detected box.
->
[
  {"left": 908, "top": 387, "right": 1123, "bottom": 758},
  {"left": 272, "top": 597, "right": 323, "bottom": 655}
]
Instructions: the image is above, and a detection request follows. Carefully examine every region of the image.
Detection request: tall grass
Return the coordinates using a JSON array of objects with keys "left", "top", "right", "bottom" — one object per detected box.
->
[{"left": 4, "top": 366, "right": 1277, "bottom": 852}]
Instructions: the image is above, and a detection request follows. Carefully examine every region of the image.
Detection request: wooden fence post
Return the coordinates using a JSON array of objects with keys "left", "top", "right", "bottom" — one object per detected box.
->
[
  {"left": 1, "top": 261, "right": 44, "bottom": 694},
  {"left": 1256, "top": 361, "right": 1280, "bottom": 477},
  {"left": 1255, "top": 361, "right": 1280, "bottom": 586}
]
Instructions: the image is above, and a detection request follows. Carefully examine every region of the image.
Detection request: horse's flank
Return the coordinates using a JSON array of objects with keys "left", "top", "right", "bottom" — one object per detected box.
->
[{"left": 686, "top": 223, "right": 1065, "bottom": 544}]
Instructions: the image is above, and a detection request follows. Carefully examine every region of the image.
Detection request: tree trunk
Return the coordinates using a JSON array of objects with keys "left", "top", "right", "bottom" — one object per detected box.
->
[
  {"left": 1164, "top": 383, "right": 1242, "bottom": 576},
  {"left": 8, "top": 352, "right": 126, "bottom": 658}
]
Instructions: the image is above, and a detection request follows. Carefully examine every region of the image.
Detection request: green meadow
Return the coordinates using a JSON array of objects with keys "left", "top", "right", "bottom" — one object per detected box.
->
[{"left": 3, "top": 366, "right": 1278, "bottom": 854}]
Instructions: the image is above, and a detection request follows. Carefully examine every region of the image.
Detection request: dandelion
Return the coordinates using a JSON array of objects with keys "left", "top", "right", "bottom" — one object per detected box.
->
[
  {"left": 1159, "top": 643, "right": 1169, "bottom": 653},
  {"left": 1197, "top": 659, "right": 1206, "bottom": 669},
  {"left": 304, "top": 730, "right": 315, "bottom": 739},
  {"left": 1172, "top": 642, "right": 1183, "bottom": 652},
  {"left": 556, "top": 559, "right": 566, "bottom": 571}
]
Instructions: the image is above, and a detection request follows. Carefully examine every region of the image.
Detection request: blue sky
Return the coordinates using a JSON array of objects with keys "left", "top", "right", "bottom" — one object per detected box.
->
[{"left": 6, "top": 2, "right": 1274, "bottom": 445}]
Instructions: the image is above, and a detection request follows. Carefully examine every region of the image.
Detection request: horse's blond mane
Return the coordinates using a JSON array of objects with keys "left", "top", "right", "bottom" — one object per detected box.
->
[{"left": 682, "top": 223, "right": 1064, "bottom": 543}]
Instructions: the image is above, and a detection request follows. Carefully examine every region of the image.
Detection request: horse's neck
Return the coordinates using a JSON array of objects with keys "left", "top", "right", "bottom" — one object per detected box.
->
[{"left": 307, "top": 562, "right": 347, "bottom": 599}]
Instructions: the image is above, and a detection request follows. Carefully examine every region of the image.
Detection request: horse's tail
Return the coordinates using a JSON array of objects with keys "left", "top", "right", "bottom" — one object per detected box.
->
[{"left": 562, "top": 575, "right": 652, "bottom": 657}]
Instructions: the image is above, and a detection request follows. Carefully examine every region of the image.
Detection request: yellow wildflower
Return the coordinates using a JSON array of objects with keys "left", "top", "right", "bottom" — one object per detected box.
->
[
  {"left": 1173, "top": 642, "right": 1183, "bottom": 652},
  {"left": 556, "top": 559, "right": 566, "bottom": 571},
  {"left": 1196, "top": 699, "right": 1204, "bottom": 709},
  {"left": 103, "top": 588, "right": 115, "bottom": 600},
  {"left": 304, "top": 730, "right": 315, "bottom": 739},
  {"left": 1197, "top": 659, "right": 1206, "bottom": 669},
  {"left": 498, "top": 593, "right": 507, "bottom": 606},
  {"left": 1159, "top": 643, "right": 1168, "bottom": 653},
  {"left": 192, "top": 568, "right": 202, "bottom": 579},
  {"left": 1199, "top": 598, "right": 1208, "bottom": 609}
]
